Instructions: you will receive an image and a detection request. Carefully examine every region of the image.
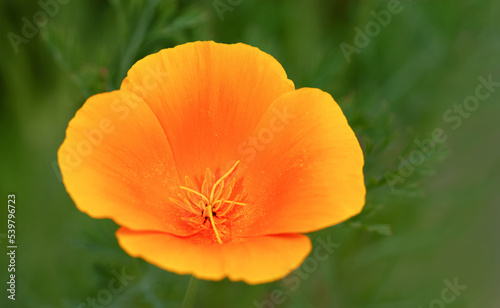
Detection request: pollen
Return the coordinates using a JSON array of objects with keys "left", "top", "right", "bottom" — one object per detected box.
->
[{"left": 169, "top": 161, "right": 247, "bottom": 244}]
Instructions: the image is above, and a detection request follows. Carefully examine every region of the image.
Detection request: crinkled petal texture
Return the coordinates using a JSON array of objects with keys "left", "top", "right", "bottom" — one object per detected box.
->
[
  {"left": 59, "top": 41, "right": 365, "bottom": 284},
  {"left": 116, "top": 228, "right": 311, "bottom": 284},
  {"left": 234, "top": 88, "right": 366, "bottom": 237},
  {"left": 120, "top": 41, "right": 295, "bottom": 178},
  {"left": 58, "top": 90, "right": 198, "bottom": 236}
]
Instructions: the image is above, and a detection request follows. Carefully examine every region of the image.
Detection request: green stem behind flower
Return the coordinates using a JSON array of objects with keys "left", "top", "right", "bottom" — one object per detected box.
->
[{"left": 181, "top": 275, "right": 200, "bottom": 308}]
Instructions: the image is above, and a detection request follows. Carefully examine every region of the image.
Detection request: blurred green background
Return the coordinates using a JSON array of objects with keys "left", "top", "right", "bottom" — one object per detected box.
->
[{"left": 1, "top": 0, "right": 499, "bottom": 307}]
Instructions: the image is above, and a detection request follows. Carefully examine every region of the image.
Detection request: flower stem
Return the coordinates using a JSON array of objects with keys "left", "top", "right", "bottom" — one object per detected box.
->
[{"left": 181, "top": 275, "right": 200, "bottom": 308}]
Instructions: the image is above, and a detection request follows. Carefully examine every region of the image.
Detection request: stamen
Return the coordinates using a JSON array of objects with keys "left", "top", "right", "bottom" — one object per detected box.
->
[
  {"left": 212, "top": 199, "right": 247, "bottom": 211},
  {"left": 217, "top": 200, "right": 235, "bottom": 217},
  {"left": 174, "top": 161, "right": 246, "bottom": 245},
  {"left": 179, "top": 186, "right": 210, "bottom": 204},
  {"left": 210, "top": 161, "right": 240, "bottom": 203},
  {"left": 184, "top": 176, "right": 196, "bottom": 200},
  {"left": 206, "top": 203, "right": 222, "bottom": 244},
  {"left": 204, "top": 168, "right": 213, "bottom": 194},
  {"left": 213, "top": 180, "right": 224, "bottom": 201},
  {"left": 228, "top": 201, "right": 247, "bottom": 206},
  {"left": 169, "top": 196, "right": 198, "bottom": 214},
  {"left": 201, "top": 178, "right": 209, "bottom": 197},
  {"left": 216, "top": 198, "right": 247, "bottom": 217},
  {"left": 197, "top": 200, "right": 205, "bottom": 211},
  {"left": 220, "top": 177, "right": 235, "bottom": 201}
]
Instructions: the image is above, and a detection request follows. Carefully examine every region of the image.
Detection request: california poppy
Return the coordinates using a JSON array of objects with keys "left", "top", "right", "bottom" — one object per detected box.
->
[{"left": 58, "top": 41, "right": 365, "bottom": 284}]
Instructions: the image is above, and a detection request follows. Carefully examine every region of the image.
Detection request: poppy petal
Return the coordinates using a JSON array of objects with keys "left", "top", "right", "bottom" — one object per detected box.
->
[
  {"left": 236, "top": 88, "right": 365, "bottom": 236},
  {"left": 120, "top": 41, "right": 295, "bottom": 179},
  {"left": 116, "top": 227, "right": 312, "bottom": 284},
  {"left": 58, "top": 91, "right": 197, "bottom": 236}
]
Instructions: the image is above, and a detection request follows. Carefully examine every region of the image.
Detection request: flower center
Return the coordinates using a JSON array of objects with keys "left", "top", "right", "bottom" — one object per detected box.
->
[{"left": 169, "top": 161, "right": 246, "bottom": 244}]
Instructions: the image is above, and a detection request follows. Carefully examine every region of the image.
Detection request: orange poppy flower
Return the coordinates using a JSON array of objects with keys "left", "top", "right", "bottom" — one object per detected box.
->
[{"left": 58, "top": 41, "right": 365, "bottom": 284}]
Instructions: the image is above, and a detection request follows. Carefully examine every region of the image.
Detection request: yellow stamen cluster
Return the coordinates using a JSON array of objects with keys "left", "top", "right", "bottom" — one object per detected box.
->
[{"left": 169, "top": 161, "right": 246, "bottom": 244}]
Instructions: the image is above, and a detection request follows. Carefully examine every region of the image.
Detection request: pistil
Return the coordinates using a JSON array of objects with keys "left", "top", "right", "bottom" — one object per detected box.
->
[{"left": 172, "top": 160, "right": 247, "bottom": 244}]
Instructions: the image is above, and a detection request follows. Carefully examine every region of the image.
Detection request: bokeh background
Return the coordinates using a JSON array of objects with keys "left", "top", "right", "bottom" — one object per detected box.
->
[{"left": 1, "top": 0, "right": 499, "bottom": 307}]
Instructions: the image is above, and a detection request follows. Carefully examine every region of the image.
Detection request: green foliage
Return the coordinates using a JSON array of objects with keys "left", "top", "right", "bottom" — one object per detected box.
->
[{"left": 0, "top": 0, "right": 499, "bottom": 307}]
